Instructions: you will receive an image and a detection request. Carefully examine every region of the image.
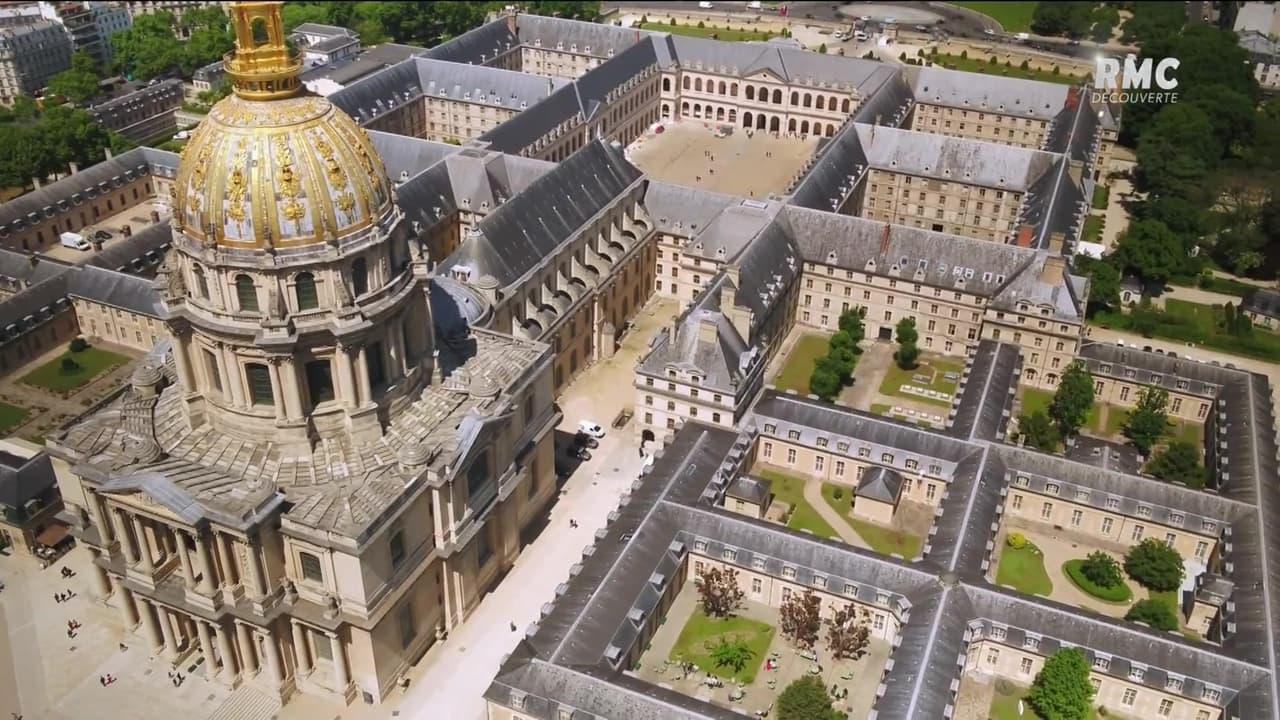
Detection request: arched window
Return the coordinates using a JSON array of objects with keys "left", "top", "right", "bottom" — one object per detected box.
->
[
  {"left": 235, "top": 274, "right": 258, "bottom": 312},
  {"left": 682, "top": 76, "right": 690, "bottom": 90},
  {"left": 694, "top": 78, "right": 703, "bottom": 91},
  {"left": 245, "top": 363, "right": 273, "bottom": 406},
  {"left": 730, "top": 82, "right": 738, "bottom": 97},
  {"left": 842, "top": 98, "right": 851, "bottom": 113},
  {"left": 717, "top": 81, "right": 726, "bottom": 94},
  {"left": 351, "top": 258, "right": 368, "bottom": 297},
  {"left": 295, "top": 272, "right": 318, "bottom": 311},
  {"left": 745, "top": 86, "right": 754, "bottom": 100},
  {"left": 815, "top": 96, "right": 825, "bottom": 110},
  {"left": 790, "top": 91, "right": 799, "bottom": 105},
  {"left": 192, "top": 265, "right": 209, "bottom": 299},
  {"left": 772, "top": 89, "right": 782, "bottom": 104},
  {"left": 803, "top": 93, "right": 812, "bottom": 108},
  {"left": 662, "top": 77, "right": 671, "bottom": 92}
]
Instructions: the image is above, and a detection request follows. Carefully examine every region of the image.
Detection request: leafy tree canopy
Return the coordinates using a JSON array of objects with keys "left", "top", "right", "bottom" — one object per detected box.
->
[
  {"left": 1026, "top": 648, "right": 1095, "bottom": 720},
  {"left": 1125, "top": 538, "right": 1185, "bottom": 592},
  {"left": 1111, "top": 219, "right": 1187, "bottom": 286},
  {"left": 1125, "top": 598, "right": 1179, "bottom": 631},
  {"left": 1019, "top": 410, "right": 1059, "bottom": 452},
  {"left": 47, "top": 51, "right": 102, "bottom": 104},
  {"left": 1050, "top": 362, "right": 1094, "bottom": 438},
  {"left": 777, "top": 676, "right": 838, "bottom": 720},
  {"left": 1146, "top": 440, "right": 1206, "bottom": 488},
  {"left": 1124, "top": 387, "right": 1170, "bottom": 455}
]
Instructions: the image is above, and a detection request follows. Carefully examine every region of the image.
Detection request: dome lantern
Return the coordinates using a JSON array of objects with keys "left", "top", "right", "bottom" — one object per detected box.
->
[{"left": 224, "top": 1, "right": 302, "bottom": 101}]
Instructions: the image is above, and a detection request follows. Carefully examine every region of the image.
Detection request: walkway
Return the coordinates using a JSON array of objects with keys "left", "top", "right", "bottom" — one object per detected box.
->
[
  {"left": 1157, "top": 284, "right": 1245, "bottom": 308},
  {"left": 802, "top": 480, "right": 862, "bottom": 545}
]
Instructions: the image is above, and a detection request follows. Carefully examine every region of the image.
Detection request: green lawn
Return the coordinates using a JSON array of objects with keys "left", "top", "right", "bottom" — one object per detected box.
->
[
  {"left": 1186, "top": 275, "right": 1257, "bottom": 297},
  {"left": 1018, "top": 387, "right": 1053, "bottom": 416},
  {"left": 1063, "top": 559, "right": 1133, "bottom": 603},
  {"left": 952, "top": 2, "right": 1039, "bottom": 32},
  {"left": 1092, "top": 185, "right": 1109, "bottom": 210},
  {"left": 669, "top": 608, "right": 775, "bottom": 684},
  {"left": 1092, "top": 299, "right": 1280, "bottom": 362},
  {"left": 878, "top": 356, "right": 964, "bottom": 407},
  {"left": 996, "top": 544, "right": 1053, "bottom": 596},
  {"left": 928, "top": 53, "right": 1082, "bottom": 85},
  {"left": 639, "top": 21, "right": 774, "bottom": 42},
  {"left": 989, "top": 685, "right": 1037, "bottom": 720},
  {"left": 1082, "top": 215, "right": 1103, "bottom": 243},
  {"left": 848, "top": 515, "right": 923, "bottom": 559},
  {"left": 0, "top": 402, "right": 27, "bottom": 434},
  {"left": 756, "top": 468, "right": 839, "bottom": 539},
  {"left": 22, "top": 346, "right": 128, "bottom": 393},
  {"left": 1099, "top": 405, "right": 1128, "bottom": 436},
  {"left": 869, "top": 403, "right": 892, "bottom": 416},
  {"left": 772, "top": 333, "right": 831, "bottom": 395}
]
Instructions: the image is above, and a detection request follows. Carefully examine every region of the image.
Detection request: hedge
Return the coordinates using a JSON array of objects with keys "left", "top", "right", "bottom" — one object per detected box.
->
[{"left": 1063, "top": 559, "right": 1132, "bottom": 602}]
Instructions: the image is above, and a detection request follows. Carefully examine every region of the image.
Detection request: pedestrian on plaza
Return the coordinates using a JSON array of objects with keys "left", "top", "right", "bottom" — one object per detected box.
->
[
  {"left": 99, "top": 675, "right": 105, "bottom": 686},
  {"left": 54, "top": 592, "right": 62, "bottom": 603},
  {"left": 509, "top": 621, "right": 517, "bottom": 632},
  {"left": 118, "top": 643, "right": 128, "bottom": 652},
  {"left": 66, "top": 589, "right": 75, "bottom": 598}
]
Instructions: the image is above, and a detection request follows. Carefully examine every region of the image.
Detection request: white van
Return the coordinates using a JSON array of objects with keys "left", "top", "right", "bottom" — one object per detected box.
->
[
  {"left": 60, "top": 232, "right": 90, "bottom": 251},
  {"left": 698, "top": 1, "right": 713, "bottom": 8},
  {"left": 854, "top": 30, "right": 869, "bottom": 41},
  {"left": 746, "top": 0, "right": 762, "bottom": 9}
]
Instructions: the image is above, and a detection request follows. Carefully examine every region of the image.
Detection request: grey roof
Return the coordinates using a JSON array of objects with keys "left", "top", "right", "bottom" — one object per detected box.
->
[
  {"left": 423, "top": 18, "right": 518, "bottom": 65},
  {"left": 514, "top": 14, "right": 647, "bottom": 59},
  {"left": 0, "top": 451, "right": 56, "bottom": 510},
  {"left": 989, "top": 252, "right": 1085, "bottom": 321},
  {"left": 83, "top": 222, "right": 172, "bottom": 276},
  {"left": 640, "top": 182, "right": 741, "bottom": 238},
  {"left": 682, "top": 199, "right": 782, "bottom": 263},
  {"left": 65, "top": 265, "right": 163, "bottom": 317},
  {"left": 638, "top": 277, "right": 751, "bottom": 393},
  {"left": 414, "top": 57, "right": 565, "bottom": 110},
  {"left": 854, "top": 123, "right": 1058, "bottom": 191},
  {"left": 948, "top": 340, "right": 1020, "bottom": 442},
  {"left": 440, "top": 140, "right": 642, "bottom": 288},
  {"left": 856, "top": 465, "right": 904, "bottom": 503},
  {"left": 656, "top": 33, "right": 885, "bottom": 89},
  {"left": 291, "top": 23, "right": 355, "bottom": 38},
  {"left": 726, "top": 474, "right": 770, "bottom": 505},
  {"left": 300, "top": 43, "right": 425, "bottom": 88},
  {"left": 1243, "top": 288, "right": 1280, "bottom": 320},
  {"left": 366, "top": 130, "right": 462, "bottom": 183},
  {"left": 905, "top": 65, "right": 1075, "bottom": 122}
]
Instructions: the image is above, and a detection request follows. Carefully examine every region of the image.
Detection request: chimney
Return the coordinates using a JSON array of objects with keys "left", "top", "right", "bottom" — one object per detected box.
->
[
  {"left": 1040, "top": 255, "right": 1066, "bottom": 285},
  {"left": 506, "top": 12, "right": 517, "bottom": 37},
  {"left": 1048, "top": 231, "right": 1065, "bottom": 255},
  {"left": 1015, "top": 225, "right": 1034, "bottom": 247},
  {"left": 1067, "top": 160, "right": 1083, "bottom": 187},
  {"left": 697, "top": 316, "right": 719, "bottom": 345}
]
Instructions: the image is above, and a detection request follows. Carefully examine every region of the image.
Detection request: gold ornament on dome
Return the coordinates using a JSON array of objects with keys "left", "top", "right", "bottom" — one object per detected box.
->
[{"left": 335, "top": 191, "right": 356, "bottom": 215}]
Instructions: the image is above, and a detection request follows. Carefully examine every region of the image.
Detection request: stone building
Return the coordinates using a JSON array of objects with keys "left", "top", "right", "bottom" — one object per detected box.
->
[
  {"left": 290, "top": 22, "right": 359, "bottom": 68},
  {"left": 0, "top": 20, "right": 71, "bottom": 104},
  {"left": 45, "top": 3, "right": 557, "bottom": 706},
  {"left": 0, "top": 438, "right": 65, "bottom": 558},
  {"left": 89, "top": 78, "right": 184, "bottom": 142}
]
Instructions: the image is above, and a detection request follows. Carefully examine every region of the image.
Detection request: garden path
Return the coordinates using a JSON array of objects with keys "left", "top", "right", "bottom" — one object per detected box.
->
[{"left": 802, "top": 481, "right": 862, "bottom": 545}]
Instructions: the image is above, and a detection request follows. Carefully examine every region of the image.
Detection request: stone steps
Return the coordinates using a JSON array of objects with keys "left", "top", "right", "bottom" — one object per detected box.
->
[{"left": 207, "top": 685, "right": 280, "bottom": 720}]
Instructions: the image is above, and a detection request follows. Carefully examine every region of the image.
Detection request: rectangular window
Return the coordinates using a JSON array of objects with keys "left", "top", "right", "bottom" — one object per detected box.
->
[
  {"left": 299, "top": 551, "right": 323, "bottom": 583},
  {"left": 1131, "top": 525, "right": 1144, "bottom": 541},
  {"left": 390, "top": 530, "right": 406, "bottom": 568},
  {"left": 1071, "top": 509, "right": 1083, "bottom": 527},
  {"left": 1158, "top": 699, "right": 1173, "bottom": 716},
  {"left": 398, "top": 602, "right": 415, "bottom": 649},
  {"left": 1011, "top": 494, "right": 1022, "bottom": 510},
  {"left": 786, "top": 448, "right": 797, "bottom": 464},
  {"left": 246, "top": 364, "right": 273, "bottom": 406},
  {"left": 1101, "top": 517, "right": 1114, "bottom": 533},
  {"left": 751, "top": 577, "right": 762, "bottom": 594},
  {"left": 1041, "top": 502, "right": 1053, "bottom": 520},
  {"left": 1121, "top": 689, "right": 1136, "bottom": 706},
  {"left": 203, "top": 349, "right": 222, "bottom": 394},
  {"left": 305, "top": 359, "right": 336, "bottom": 404},
  {"left": 1020, "top": 658, "right": 1033, "bottom": 675}
]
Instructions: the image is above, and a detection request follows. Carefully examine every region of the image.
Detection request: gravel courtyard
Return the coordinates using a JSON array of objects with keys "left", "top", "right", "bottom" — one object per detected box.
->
[{"left": 626, "top": 120, "right": 819, "bottom": 198}]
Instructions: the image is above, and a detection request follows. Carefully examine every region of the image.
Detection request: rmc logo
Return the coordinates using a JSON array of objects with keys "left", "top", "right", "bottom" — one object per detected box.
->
[{"left": 1093, "top": 55, "right": 1180, "bottom": 103}]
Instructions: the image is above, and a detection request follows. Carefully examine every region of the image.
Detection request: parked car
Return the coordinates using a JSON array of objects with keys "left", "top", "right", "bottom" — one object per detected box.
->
[
  {"left": 578, "top": 420, "right": 606, "bottom": 438},
  {"left": 574, "top": 433, "right": 599, "bottom": 449},
  {"left": 92, "top": 229, "right": 112, "bottom": 241}
]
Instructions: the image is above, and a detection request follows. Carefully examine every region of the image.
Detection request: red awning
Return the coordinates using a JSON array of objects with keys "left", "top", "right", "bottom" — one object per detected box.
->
[{"left": 35, "top": 523, "right": 69, "bottom": 548}]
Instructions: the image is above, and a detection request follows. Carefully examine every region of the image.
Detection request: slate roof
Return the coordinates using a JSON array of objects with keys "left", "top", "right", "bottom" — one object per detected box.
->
[
  {"left": 905, "top": 65, "right": 1075, "bottom": 122},
  {"left": 439, "top": 140, "right": 642, "bottom": 289},
  {"left": 856, "top": 465, "right": 903, "bottom": 503},
  {"left": 948, "top": 340, "right": 1020, "bottom": 442},
  {"left": 854, "top": 124, "right": 1058, "bottom": 191},
  {"left": 725, "top": 474, "right": 770, "bottom": 506},
  {"left": 1243, "top": 288, "right": 1280, "bottom": 320},
  {"left": 0, "top": 451, "right": 56, "bottom": 510},
  {"left": 637, "top": 276, "right": 751, "bottom": 393}
]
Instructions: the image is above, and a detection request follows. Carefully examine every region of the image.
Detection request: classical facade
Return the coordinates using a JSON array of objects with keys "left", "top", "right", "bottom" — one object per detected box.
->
[
  {"left": 46, "top": 4, "right": 557, "bottom": 706},
  {"left": 89, "top": 78, "right": 184, "bottom": 143}
]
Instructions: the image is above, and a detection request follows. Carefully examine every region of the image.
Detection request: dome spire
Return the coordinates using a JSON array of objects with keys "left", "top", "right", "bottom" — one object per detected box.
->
[{"left": 224, "top": 1, "right": 301, "bottom": 101}]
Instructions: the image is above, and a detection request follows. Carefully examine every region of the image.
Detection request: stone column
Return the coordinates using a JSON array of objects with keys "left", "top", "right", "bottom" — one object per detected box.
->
[
  {"left": 236, "top": 623, "right": 258, "bottom": 675},
  {"left": 214, "top": 624, "right": 239, "bottom": 685},
  {"left": 260, "top": 631, "right": 284, "bottom": 685},
  {"left": 89, "top": 493, "right": 113, "bottom": 544},
  {"left": 171, "top": 332, "right": 196, "bottom": 390},
  {"left": 176, "top": 531, "right": 197, "bottom": 588},
  {"left": 140, "top": 600, "right": 163, "bottom": 653},
  {"left": 355, "top": 347, "right": 373, "bottom": 403},
  {"left": 116, "top": 585, "right": 140, "bottom": 630},
  {"left": 247, "top": 542, "right": 268, "bottom": 599},
  {"left": 216, "top": 532, "right": 240, "bottom": 588},
  {"left": 196, "top": 620, "right": 217, "bottom": 678},
  {"left": 266, "top": 360, "right": 286, "bottom": 421},
  {"left": 279, "top": 361, "right": 304, "bottom": 419},
  {"left": 328, "top": 632, "right": 349, "bottom": 691},
  {"left": 389, "top": 320, "right": 406, "bottom": 377},
  {"left": 213, "top": 343, "right": 233, "bottom": 403},
  {"left": 222, "top": 345, "right": 246, "bottom": 407},
  {"left": 89, "top": 549, "right": 112, "bottom": 599},
  {"left": 114, "top": 509, "right": 138, "bottom": 563},
  {"left": 130, "top": 515, "right": 154, "bottom": 572},
  {"left": 291, "top": 621, "right": 311, "bottom": 675},
  {"left": 335, "top": 346, "right": 357, "bottom": 408},
  {"left": 158, "top": 606, "right": 180, "bottom": 661},
  {"left": 194, "top": 531, "right": 217, "bottom": 595}
]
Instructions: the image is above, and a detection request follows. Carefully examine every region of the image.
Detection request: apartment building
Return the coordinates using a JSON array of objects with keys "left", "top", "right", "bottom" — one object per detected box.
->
[
  {"left": 0, "top": 20, "right": 71, "bottom": 103},
  {"left": 89, "top": 77, "right": 183, "bottom": 142}
]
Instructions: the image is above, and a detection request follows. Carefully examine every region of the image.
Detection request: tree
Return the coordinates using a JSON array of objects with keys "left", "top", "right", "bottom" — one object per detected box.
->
[
  {"left": 808, "top": 367, "right": 841, "bottom": 401},
  {"left": 1123, "top": 387, "right": 1170, "bottom": 455},
  {"left": 838, "top": 307, "right": 865, "bottom": 347},
  {"left": 110, "top": 11, "right": 183, "bottom": 80},
  {"left": 1135, "top": 104, "right": 1219, "bottom": 201},
  {"left": 1111, "top": 219, "right": 1186, "bottom": 287},
  {"left": 893, "top": 317, "right": 919, "bottom": 370},
  {"left": 1074, "top": 256, "right": 1120, "bottom": 314},
  {"left": 1018, "top": 410, "right": 1059, "bottom": 451},
  {"left": 777, "top": 676, "right": 837, "bottom": 720},
  {"left": 1120, "top": 1, "right": 1186, "bottom": 46},
  {"left": 825, "top": 604, "right": 870, "bottom": 661},
  {"left": 47, "top": 51, "right": 102, "bottom": 104},
  {"left": 1125, "top": 598, "right": 1179, "bottom": 631},
  {"left": 1125, "top": 538, "right": 1185, "bottom": 592},
  {"left": 1031, "top": 1, "right": 1094, "bottom": 38},
  {"left": 1146, "top": 441, "right": 1206, "bottom": 488},
  {"left": 695, "top": 565, "right": 744, "bottom": 618},
  {"left": 1049, "top": 362, "right": 1094, "bottom": 439},
  {"left": 1025, "top": 648, "right": 1095, "bottom": 720},
  {"left": 60, "top": 357, "right": 80, "bottom": 373},
  {"left": 68, "top": 337, "right": 88, "bottom": 353},
  {"left": 181, "top": 16, "right": 234, "bottom": 77},
  {"left": 706, "top": 637, "right": 755, "bottom": 675},
  {"left": 1079, "top": 551, "right": 1124, "bottom": 589},
  {"left": 779, "top": 589, "right": 821, "bottom": 650}
]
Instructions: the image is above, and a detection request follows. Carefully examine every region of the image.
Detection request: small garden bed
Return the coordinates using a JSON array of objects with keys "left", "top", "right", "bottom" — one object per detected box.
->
[
  {"left": 757, "top": 468, "right": 838, "bottom": 539},
  {"left": 1064, "top": 559, "right": 1133, "bottom": 602},
  {"left": 0, "top": 401, "right": 28, "bottom": 434},
  {"left": 21, "top": 344, "right": 127, "bottom": 394},
  {"left": 848, "top": 516, "right": 923, "bottom": 559},
  {"left": 669, "top": 608, "right": 775, "bottom": 684},
  {"left": 996, "top": 542, "right": 1053, "bottom": 596}
]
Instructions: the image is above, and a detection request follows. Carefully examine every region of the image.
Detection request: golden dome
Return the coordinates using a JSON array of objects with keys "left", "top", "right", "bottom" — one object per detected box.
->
[
  {"left": 173, "top": 93, "right": 393, "bottom": 249},
  {"left": 171, "top": 1, "right": 393, "bottom": 250}
]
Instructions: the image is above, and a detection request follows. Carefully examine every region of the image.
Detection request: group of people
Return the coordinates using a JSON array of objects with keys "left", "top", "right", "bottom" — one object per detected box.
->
[
  {"left": 66, "top": 618, "right": 81, "bottom": 639},
  {"left": 97, "top": 674, "right": 118, "bottom": 686},
  {"left": 52, "top": 589, "right": 76, "bottom": 603},
  {"left": 167, "top": 670, "right": 186, "bottom": 688}
]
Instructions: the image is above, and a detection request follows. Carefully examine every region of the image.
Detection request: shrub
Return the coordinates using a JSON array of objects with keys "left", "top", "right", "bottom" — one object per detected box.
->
[
  {"left": 1125, "top": 538, "right": 1185, "bottom": 592},
  {"left": 60, "top": 357, "right": 80, "bottom": 374},
  {"left": 1064, "top": 559, "right": 1132, "bottom": 602},
  {"left": 833, "top": 487, "right": 843, "bottom": 501},
  {"left": 1125, "top": 598, "right": 1179, "bottom": 631},
  {"left": 777, "top": 676, "right": 836, "bottom": 720},
  {"left": 697, "top": 20, "right": 705, "bottom": 28},
  {"left": 960, "top": 49, "right": 968, "bottom": 60},
  {"left": 1079, "top": 551, "right": 1124, "bottom": 589},
  {"left": 1006, "top": 532, "right": 1028, "bottom": 549},
  {"left": 68, "top": 337, "right": 88, "bottom": 353}
]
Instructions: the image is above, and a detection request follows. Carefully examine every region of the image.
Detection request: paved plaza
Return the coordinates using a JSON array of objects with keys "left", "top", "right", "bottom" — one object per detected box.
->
[
  {"left": 635, "top": 584, "right": 890, "bottom": 720},
  {"left": 626, "top": 120, "right": 819, "bottom": 198}
]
